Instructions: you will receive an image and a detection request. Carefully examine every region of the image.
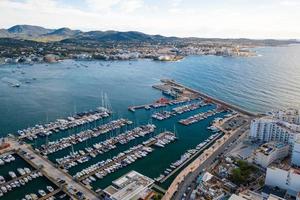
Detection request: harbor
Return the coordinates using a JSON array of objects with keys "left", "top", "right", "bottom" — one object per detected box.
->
[
  {"left": 0, "top": 78, "right": 250, "bottom": 200},
  {"left": 178, "top": 109, "right": 222, "bottom": 125},
  {"left": 0, "top": 151, "right": 73, "bottom": 200},
  {"left": 151, "top": 101, "right": 209, "bottom": 121},
  {"left": 18, "top": 107, "right": 111, "bottom": 141}
]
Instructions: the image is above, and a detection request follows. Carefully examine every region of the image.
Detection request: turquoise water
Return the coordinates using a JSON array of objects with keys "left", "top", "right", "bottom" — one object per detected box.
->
[{"left": 0, "top": 45, "right": 300, "bottom": 190}]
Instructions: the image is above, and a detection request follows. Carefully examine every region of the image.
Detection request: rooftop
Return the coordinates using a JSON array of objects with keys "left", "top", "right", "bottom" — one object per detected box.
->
[
  {"left": 256, "top": 142, "right": 288, "bottom": 156},
  {"left": 104, "top": 171, "right": 154, "bottom": 200}
]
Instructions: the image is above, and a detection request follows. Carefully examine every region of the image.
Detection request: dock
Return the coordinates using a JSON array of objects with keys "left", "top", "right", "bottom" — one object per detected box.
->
[
  {"left": 18, "top": 109, "right": 111, "bottom": 140},
  {"left": 0, "top": 169, "right": 39, "bottom": 188},
  {"left": 39, "top": 118, "right": 132, "bottom": 155},
  {"left": 77, "top": 131, "right": 176, "bottom": 182},
  {"left": 157, "top": 79, "right": 258, "bottom": 117},
  {"left": 8, "top": 138, "right": 100, "bottom": 200},
  {"left": 128, "top": 97, "right": 197, "bottom": 112},
  {"left": 178, "top": 109, "right": 221, "bottom": 126},
  {"left": 159, "top": 132, "right": 222, "bottom": 183},
  {"left": 37, "top": 188, "right": 61, "bottom": 200},
  {"left": 57, "top": 124, "right": 156, "bottom": 168}
]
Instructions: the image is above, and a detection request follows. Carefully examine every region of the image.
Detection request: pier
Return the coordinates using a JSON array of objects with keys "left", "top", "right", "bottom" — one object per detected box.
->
[
  {"left": 152, "top": 102, "right": 207, "bottom": 121},
  {"left": 8, "top": 138, "right": 100, "bottom": 200},
  {"left": 159, "top": 132, "right": 222, "bottom": 183},
  {"left": 18, "top": 108, "right": 111, "bottom": 140},
  {"left": 158, "top": 79, "right": 258, "bottom": 117},
  {"left": 56, "top": 124, "right": 156, "bottom": 168},
  {"left": 128, "top": 98, "right": 196, "bottom": 112},
  {"left": 178, "top": 109, "right": 221, "bottom": 126},
  {"left": 39, "top": 118, "right": 132, "bottom": 155},
  {"left": 37, "top": 188, "right": 60, "bottom": 200},
  {"left": 76, "top": 131, "right": 177, "bottom": 182}
]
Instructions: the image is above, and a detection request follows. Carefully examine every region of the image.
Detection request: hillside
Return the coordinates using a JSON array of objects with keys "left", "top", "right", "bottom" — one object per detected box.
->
[{"left": 0, "top": 25, "right": 298, "bottom": 46}]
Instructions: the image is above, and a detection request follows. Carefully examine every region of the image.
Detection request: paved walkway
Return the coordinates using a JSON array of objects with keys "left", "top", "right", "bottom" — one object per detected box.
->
[
  {"left": 8, "top": 138, "right": 99, "bottom": 200},
  {"left": 163, "top": 116, "right": 251, "bottom": 200}
]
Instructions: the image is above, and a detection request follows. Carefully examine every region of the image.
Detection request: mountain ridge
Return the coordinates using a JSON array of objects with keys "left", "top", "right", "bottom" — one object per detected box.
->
[{"left": 0, "top": 25, "right": 298, "bottom": 45}]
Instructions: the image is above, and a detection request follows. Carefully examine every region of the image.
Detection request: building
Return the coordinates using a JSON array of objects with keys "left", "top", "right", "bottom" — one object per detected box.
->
[
  {"left": 190, "top": 172, "right": 227, "bottom": 200},
  {"left": 292, "top": 140, "right": 300, "bottom": 167},
  {"left": 273, "top": 109, "right": 300, "bottom": 125},
  {"left": 253, "top": 142, "right": 289, "bottom": 168},
  {"left": 249, "top": 116, "right": 300, "bottom": 146},
  {"left": 104, "top": 171, "right": 154, "bottom": 200},
  {"left": 265, "top": 165, "right": 300, "bottom": 197},
  {"left": 229, "top": 192, "right": 285, "bottom": 200}
]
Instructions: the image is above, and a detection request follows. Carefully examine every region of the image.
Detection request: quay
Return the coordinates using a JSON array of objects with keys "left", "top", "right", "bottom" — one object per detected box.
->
[
  {"left": 7, "top": 137, "right": 100, "bottom": 200},
  {"left": 162, "top": 115, "right": 251, "bottom": 200},
  {"left": 157, "top": 79, "right": 258, "bottom": 117},
  {"left": 159, "top": 132, "right": 222, "bottom": 183}
]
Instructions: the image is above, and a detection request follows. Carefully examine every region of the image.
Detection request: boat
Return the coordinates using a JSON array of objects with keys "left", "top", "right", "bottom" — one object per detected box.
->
[
  {"left": 38, "top": 189, "right": 46, "bottom": 197},
  {"left": 9, "top": 171, "right": 17, "bottom": 179},
  {"left": 0, "top": 176, "right": 5, "bottom": 184},
  {"left": 47, "top": 186, "right": 54, "bottom": 192}
]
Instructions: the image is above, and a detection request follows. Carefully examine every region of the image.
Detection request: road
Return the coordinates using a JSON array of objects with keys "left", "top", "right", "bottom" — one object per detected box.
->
[
  {"left": 8, "top": 138, "right": 100, "bottom": 200},
  {"left": 163, "top": 116, "right": 251, "bottom": 200}
]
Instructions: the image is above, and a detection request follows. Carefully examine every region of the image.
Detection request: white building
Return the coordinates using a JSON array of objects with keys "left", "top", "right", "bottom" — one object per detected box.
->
[
  {"left": 229, "top": 190, "right": 285, "bottom": 200},
  {"left": 292, "top": 140, "right": 300, "bottom": 167},
  {"left": 253, "top": 142, "right": 289, "bottom": 168},
  {"left": 265, "top": 166, "right": 300, "bottom": 197},
  {"left": 249, "top": 116, "right": 300, "bottom": 146},
  {"left": 104, "top": 171, "right": 154, "bottom": 200},
  {"left": 273, "top": 109, "right": 300, "bottom": 125}
]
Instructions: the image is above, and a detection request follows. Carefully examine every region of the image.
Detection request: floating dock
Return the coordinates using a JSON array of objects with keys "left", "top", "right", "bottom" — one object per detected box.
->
[{"left": 156, "top": 79, "right": 258, "bottom": 117}]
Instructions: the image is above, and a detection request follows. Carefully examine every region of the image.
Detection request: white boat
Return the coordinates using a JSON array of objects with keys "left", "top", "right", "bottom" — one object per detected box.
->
[
  {"left": 47, "top": 186, "right": 54, "bottom": 192},
  {"left": 9, "top": 171, "right": 17, "bottom": 179},
  {"left": 38, "top": 189, "right": 46, "bottom": 197}
]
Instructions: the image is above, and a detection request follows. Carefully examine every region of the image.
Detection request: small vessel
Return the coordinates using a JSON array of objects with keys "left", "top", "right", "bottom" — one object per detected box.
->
[
  {"left": 38, "top": 189, "right": 46, "bottom": 197},
  {"left": 47, "top": 185, "right": 54, "bottom": 192}
]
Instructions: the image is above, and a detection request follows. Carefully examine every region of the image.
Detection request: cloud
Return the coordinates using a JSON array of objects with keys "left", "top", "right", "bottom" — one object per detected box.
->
[
  {"left": 0, "top": 0, "right": 299, "bottom": 39},
  {"left": 85, "top": 0, "right": 144, "bottom": 13},
  {"left": 119, "top": 0, "right": 144, "bottom": 13}
]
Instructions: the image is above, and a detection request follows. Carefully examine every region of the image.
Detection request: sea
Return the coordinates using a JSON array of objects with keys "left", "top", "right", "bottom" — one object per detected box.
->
[{"left": 0, "top": 44, "right": 299, "bottom": 192}]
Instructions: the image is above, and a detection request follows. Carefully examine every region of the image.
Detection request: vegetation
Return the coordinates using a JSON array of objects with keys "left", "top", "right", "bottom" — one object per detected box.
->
[
  {"left": 152, "top": 193, "right": 163, "bottom": 200},
  {"left": 230, "top": 160, "right": 258, "bottom": 185}
]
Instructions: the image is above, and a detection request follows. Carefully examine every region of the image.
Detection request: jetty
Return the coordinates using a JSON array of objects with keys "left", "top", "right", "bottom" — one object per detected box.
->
[
  {"left": 76, "top": 131, "right": 177, "bottom": 182},
  {"left": 155, "top": 79, "right": 258, "bottom": 117}
]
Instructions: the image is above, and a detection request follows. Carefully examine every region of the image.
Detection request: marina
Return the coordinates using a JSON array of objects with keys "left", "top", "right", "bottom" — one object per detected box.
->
[
  {"left": 151, "top": 101, "right": 208, "bottom": 121},
  {"left": 38, "top": 118, "right": 132, "bottom": 156},
  {"left": 0, "top": 77, "right": 245, "bottom": 199},
  {"left": 178, "top": 109, "right": 222, "bottom": 125},
  {"left": 55, "top": 124, "right": 156, "bottom": 169},
  {"left": 156, "top": 131, "right": 222, "bottom": 183},
  {"left": 18, "top": 107, "right": 111, "bottom": 141},
  {"left": 128, "top": 98, "right": 195, "bottom": 112},
  {"left": 0, "top": 152, "right": 72, "bottom": 200},
  {"left": 75, "top": 131, "right": 177, "bottom": 186}
]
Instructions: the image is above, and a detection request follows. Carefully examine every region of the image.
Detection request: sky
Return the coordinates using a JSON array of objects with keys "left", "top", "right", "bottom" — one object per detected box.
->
[{"left": 0, "top": 0, "right": 300, "bottom": 39}]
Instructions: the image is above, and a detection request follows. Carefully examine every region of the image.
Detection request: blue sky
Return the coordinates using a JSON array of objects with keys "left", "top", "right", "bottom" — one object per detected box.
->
[{"left": 0, "top": 0, "right": 300, "bottom": 39}]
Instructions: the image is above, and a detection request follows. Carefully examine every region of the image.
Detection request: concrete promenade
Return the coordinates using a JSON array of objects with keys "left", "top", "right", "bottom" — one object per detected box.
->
[
  {"left": 8, "top": 138, "right": 99, "bottom": 200},
  {"left": 163, "top": 79, "right": 258, "bottom": 117},
  {"left": 163, "top": 116, "right": 250, "bottom": 200}
]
